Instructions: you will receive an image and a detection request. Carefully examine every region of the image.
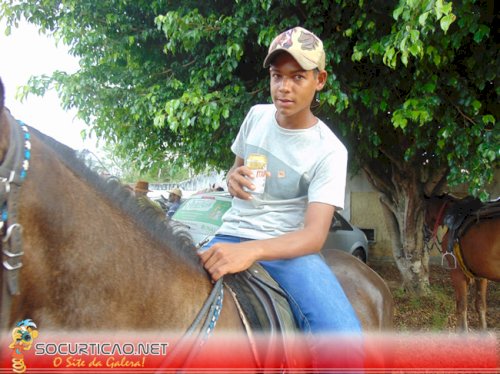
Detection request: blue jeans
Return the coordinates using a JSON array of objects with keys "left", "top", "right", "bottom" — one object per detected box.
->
[{"left": 201, "top": 234, "right": 362, "bottom": 334}]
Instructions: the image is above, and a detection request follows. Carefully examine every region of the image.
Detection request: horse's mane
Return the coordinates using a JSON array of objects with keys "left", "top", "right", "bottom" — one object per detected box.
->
[{"left": 28, "top": 125, "right": 200, "bottom": 269}]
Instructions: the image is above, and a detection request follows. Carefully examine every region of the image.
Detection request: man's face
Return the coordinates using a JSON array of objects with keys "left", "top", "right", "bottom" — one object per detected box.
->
[{"left": 269, "top": 53, "right": 326, "bottom": 128}]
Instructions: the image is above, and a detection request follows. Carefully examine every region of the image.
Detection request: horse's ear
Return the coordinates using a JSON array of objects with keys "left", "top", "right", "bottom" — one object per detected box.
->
[{"left": 0, "top": 77, "right": 4, "bottom": 111}]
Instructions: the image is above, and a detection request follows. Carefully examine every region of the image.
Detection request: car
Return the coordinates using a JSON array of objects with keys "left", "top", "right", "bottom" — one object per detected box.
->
[
  {"left": 172, "top": 191, "right": 369, "bottom": 262},
  {"left": 171, "top": 191, "right": 231, "bottom": 243},
  {"left": 323, "top": 209, "right": 369, "bottom": 263}
]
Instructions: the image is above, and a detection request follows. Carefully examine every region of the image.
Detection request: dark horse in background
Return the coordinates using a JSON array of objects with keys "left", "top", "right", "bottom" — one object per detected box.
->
[
  {"left": 0, "top": 78, "right": 392, "bottom": 369},
  {"left": 425, "top": 194, "right": 500, "bottom": 332}
]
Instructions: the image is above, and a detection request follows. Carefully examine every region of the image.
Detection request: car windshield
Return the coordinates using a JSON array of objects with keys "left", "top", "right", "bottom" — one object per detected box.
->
[{"left": 172, "top": 193, "right": 232, "bottom": 245}]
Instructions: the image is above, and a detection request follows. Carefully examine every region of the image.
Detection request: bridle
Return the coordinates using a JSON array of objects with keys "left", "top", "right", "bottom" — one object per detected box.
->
[
  {"left": 424, "top": 200, "right": 446, "bottom": 250},
  {"left": 425, "top": 199, "right": 460, "bottom": 270},
  {"left": 429, "top": 200, "right": 449, "bottom": 243},
  {"left": 0, "top": 113, "right": 31, "bottom": 332}
]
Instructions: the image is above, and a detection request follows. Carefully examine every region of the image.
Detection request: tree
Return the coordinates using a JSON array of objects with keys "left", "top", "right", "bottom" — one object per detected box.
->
[{"left": 1, "top": 0, "right": 497, "bottom": 294}]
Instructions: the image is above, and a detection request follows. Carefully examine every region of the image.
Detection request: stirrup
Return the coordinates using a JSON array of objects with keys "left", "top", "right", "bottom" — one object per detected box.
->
[{"left": 441, "top": 252, "right": 457, "bottom": 270}]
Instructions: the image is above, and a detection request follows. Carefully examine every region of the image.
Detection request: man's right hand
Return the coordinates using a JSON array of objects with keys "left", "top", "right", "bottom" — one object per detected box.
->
[
  {"left": 198, "top": 240, "right": 259, "bottom": 281},
  {"left": 226, "top": 156, "right": 256, "bottom": 200}
]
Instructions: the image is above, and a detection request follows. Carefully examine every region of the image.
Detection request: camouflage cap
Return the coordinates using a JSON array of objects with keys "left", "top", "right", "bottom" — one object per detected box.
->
[{"left": 263, "top": 27, "right": 326, "bottom": 71}]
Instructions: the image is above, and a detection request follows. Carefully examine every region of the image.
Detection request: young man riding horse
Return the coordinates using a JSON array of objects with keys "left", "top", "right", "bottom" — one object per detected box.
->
[{"left": 198, "top": 27, "right": 362, "bottom": 335}]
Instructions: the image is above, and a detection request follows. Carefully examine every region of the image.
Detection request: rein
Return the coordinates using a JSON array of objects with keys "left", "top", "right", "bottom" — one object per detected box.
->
[
  {"left": 427, "top": 200, "right": 460, "bottom": 270},
  {"left": 158, "top": 278, "right": 224, "bottom": 371},
  {"left": 431, "top": 200, "right": 448, "bottom": 241},
  {"left": 0, "top": 115, "right": 31, "bottom": 332}
]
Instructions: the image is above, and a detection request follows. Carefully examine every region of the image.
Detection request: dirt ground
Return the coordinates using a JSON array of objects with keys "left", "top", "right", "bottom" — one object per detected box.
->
[{"left": 368, "top": 261, "right": 500, "bottom": 333}]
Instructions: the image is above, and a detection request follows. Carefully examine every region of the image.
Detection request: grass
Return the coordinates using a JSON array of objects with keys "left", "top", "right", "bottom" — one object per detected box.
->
[
  {"left": 392, "top": 284, "right": 456, "bottom": 331},
  {"left": 369, "top": 261, "right": 500, "bottom": 333}
]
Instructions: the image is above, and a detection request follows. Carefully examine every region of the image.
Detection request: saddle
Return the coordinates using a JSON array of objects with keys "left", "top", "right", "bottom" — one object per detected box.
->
[
  {"left": 443, "top": 196, "right": 483, "bottom": 253},
  {"left": 223, "top": 263, "right": 298, "bottom": 368},
  {"left": 444, "top": 197, "right": 500, "bottom": 254}
]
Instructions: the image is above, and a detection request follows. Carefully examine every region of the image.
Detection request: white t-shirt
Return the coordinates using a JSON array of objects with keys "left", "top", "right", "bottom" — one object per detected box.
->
[{"left": 217, "top": 104, "right": 347, "bottom": 240}]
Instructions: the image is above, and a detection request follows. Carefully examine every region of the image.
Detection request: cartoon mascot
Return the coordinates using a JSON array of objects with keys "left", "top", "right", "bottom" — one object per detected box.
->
[{"left": 9, "top": 319, "right": 38, "bottom": 374}]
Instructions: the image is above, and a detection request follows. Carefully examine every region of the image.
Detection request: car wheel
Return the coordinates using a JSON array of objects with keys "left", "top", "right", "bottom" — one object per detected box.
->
[{"left": 352, "top": 248, "right": 367, "bottom": 263}]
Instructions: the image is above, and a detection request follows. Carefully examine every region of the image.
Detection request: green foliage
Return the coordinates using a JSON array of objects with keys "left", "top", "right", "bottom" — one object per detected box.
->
[{"left": 0, "top": 0, "right": 497, "bottom": 199}]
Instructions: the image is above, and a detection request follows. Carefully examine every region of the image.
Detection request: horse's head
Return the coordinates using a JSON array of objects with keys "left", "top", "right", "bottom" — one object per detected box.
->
[
  {"left": 0, "top": 77, "right": 9, "bottom": 162},
  {"left": 0, "top": 77, "right": 4, "bottom": 112},
  {"left": 424, "top": 194, "right": 455, "bottom": 240}
]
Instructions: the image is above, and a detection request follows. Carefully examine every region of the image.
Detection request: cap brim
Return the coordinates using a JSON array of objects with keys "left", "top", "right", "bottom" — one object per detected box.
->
[
  {"left": 263, "top": 49, "right": 319, "bottom": 70},
  {"left": 263, "top": 49, "right": 283, "bottom": 68}
]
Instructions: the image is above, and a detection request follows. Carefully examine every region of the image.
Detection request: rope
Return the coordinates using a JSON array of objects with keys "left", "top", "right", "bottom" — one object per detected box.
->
[{"left": 156, "top": 278, "right": 224, "bottom": 372}]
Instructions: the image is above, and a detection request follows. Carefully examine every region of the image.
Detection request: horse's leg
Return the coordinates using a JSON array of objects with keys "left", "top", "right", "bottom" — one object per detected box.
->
[
  {"left": 449, "top": 268, "right": 469, "bottom": 332},
  {"left": 442, "top": 235, "right": 469, "bottom": 332},
  {"left": 474, "top": 278, "right": 488, "bottom": 330}
]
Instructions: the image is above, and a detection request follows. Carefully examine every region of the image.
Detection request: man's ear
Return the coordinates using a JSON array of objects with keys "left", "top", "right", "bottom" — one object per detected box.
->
[{"left": 316, "top": 70, "right": 327, "bottom": 91}]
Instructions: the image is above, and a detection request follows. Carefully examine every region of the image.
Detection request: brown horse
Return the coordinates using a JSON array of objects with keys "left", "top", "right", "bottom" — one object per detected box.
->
[
  {"left": 425, "top": 194, "right": 500, "bottom": 331},
  {"left": 0, "top": 79, "right": 392, "bottom": 368}
]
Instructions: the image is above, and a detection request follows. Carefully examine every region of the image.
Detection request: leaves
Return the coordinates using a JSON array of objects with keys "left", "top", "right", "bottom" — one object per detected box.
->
[
  {"left": 439, "top": 13, "right": 456, "bottom": 33},
  {"left": 0, "top": 0, "right": 496, "bottom": 199}
]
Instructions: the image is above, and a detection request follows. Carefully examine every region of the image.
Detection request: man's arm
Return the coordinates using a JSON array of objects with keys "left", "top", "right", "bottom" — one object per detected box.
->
[{"left": 199, "top": 156, "right": 335, "bottom": 280}]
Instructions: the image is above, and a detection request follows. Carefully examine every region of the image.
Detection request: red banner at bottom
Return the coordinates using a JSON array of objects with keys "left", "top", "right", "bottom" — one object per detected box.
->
[{"left": 1, "top": 331, "right": 498, "bottom": 373}]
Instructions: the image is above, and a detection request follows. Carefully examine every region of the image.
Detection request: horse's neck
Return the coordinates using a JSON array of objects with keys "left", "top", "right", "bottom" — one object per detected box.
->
[{"left": 18, "top": 137, "right": 211, "bottom": 330}]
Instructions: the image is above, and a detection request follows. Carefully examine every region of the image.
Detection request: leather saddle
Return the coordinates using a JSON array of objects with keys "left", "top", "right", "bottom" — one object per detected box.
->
[
  {"left": 444, "top": 197, "right": 500, "bottom": 253},
  {"left": 223, "top": 263, "right": 298, "bottom": 367}
]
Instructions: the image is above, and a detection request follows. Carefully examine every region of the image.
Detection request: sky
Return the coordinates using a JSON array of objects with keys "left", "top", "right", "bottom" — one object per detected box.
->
[{"left": 0, "top": 19, "right": 97, "bottom": 151}]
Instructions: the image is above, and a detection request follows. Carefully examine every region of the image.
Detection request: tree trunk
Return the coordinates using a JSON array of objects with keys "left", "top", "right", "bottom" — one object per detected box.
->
[
  {"left": 363, "top": 164, "right": 432, "bottom": 296},
  {"left": 380, "top": 193, "right": 430, "bottom": 296}
]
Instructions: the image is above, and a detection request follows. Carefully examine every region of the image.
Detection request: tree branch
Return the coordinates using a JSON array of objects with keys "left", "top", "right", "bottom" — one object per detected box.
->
[
  {"left": 449, "top": 99, "right": 477, "bottom": 126},
  {"left": 362, "top": 162, "right": 395, "bottom": 200},
  {"left": 423, "top": 165, "right": 449, "bottom": 197}
]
